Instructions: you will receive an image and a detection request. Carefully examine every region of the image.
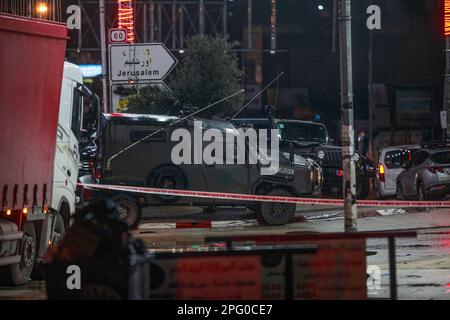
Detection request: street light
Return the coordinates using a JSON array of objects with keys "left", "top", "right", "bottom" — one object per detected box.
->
[{"left": 36, "top": 3, "right": 48, "bottom": 15}]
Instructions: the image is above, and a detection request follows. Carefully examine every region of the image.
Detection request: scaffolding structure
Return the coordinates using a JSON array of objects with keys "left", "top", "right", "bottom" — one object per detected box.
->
[
  {"left": 68, "top": 0, "right": 228, "bottom": 52},
  {"left": 0, "top": 0, "right": 63, "bottom": 21}
]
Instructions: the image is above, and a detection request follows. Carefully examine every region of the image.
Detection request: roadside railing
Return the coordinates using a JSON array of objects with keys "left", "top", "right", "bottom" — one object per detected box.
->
[{"left": 204, "top": 231, "right": 418, "bottom": 300}]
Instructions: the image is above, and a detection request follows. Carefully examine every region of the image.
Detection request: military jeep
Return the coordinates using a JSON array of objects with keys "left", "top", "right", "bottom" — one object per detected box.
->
[
  {"left": 96, "top": 113, "right": 322, "bottom": 227},
  {"left": 231, "top": 118, "right": 373, "bottom": 199}
]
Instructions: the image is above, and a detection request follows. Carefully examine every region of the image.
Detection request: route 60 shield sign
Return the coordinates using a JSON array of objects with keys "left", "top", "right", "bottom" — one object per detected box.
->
[{"left": 109, "top": 28, "right": 127, "bottom": 44}]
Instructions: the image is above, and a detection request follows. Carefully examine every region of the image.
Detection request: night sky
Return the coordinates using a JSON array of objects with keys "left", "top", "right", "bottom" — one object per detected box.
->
[
  {"left": 64, "top": 0, "right": 444, "bottom": 124},
  {"left": 225, "top": 0, "right": 444, "bottom": 121}
]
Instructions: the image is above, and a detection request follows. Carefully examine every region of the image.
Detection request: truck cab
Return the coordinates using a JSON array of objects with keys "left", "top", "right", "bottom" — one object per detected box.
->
[
  {"left": 52, "top": 62, "right": 89, "bottom": 227},
  {"left": 48, "top": 61, "right": 99, "bottom": 244}
]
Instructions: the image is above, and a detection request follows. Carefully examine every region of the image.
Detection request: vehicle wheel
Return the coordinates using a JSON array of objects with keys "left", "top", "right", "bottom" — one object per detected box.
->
[
  {"left": 32, "top": 213, "right": 66, "bottom": 280},
  {"left": 396, "top": 184, "right": 405, "bottom": 200},
  {"left": 257, "top": 189, "right": 296, "bottom": 226},
  {"left": 51, "top": 213, "right": 66, "bottom": 246},
  {"left": 0, "top": 222, "right": 36, "bottom": 286},
  {"left": 111, "top": 195, "right": 141, "bottom": 228},
  {"left": 149, "top": 166, "right": 187, "bottom": 204},
  {"left": 418, "top": 183, "right": 427, "bottom": 201}
]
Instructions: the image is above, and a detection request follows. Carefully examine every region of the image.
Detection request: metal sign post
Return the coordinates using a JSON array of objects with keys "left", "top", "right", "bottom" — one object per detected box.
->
[{"left": 338, "top": 0, "right": 358, "bottom": 233}]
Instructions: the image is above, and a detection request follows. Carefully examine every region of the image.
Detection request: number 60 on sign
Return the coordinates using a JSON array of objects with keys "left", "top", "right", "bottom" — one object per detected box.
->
[{"left": 109, "top": 28, "right": 127, "bottom": 44}]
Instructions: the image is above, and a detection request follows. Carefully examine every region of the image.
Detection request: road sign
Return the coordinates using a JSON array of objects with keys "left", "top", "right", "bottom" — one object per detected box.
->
[
  {"left": 109, "top": 28, "right": 127, "bottom": 44},
  {"left": 110, "top": 82, "right": 171, "bottom": 112},
  {"left": 109, "top": 43, "right": 178, "bottom": 83}
]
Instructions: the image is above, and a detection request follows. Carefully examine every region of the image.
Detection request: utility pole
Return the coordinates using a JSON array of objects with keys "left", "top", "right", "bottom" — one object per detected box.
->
[
  {"left": 444, "top": 1, "right": 450, "bottom": 141},
  {"left": 99, "top": 0, "right": 108, "bottom": 113},
  {"left": 338, "top": 0, "right": 357, "bottom": 232},
  {"left": 223, "top": 0, "right": 228, "bottom": 35},
  {"left": 172, "top": 0, "right": 177, "bottom": 49},
  {"left": 149, "top": 0, "right": 154, "bottom": 42},
  {"left": 143, "top": 2, "right": 148, "bottom": 42},
  {"left": 179, "top": 6, "right": 184, "bottom": 49},
  {"left": 368, "top": 27, "right": 374, "bottom": 158},
  {"left": 332, "top": 0, "right": 337, "bottom": 53},
  {"left": 443, "top": 36, "right": 450, "bottom": 141},
  {"left": 199, "top": 0, "right": 205, "bottom": 35},
  {"left": 248, "top": 0, "right": 252, "bottom": 50}
]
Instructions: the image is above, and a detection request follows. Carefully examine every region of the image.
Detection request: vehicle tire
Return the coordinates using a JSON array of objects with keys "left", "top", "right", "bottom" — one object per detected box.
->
[
  {"left": 32, "top": 213, "right": 66, "bottom": 280},
  {"left": 396, "top": 184, "right": 405, "bottom": 200},
  {"left": 149, "top": 166, "right": 187, "bottom": 204},
  {"left": 51, "top": 213, "right": 66, "bottom": 246},
  {"left": 257, "top": 189, "right": 296, "bottom": 226},
  {"left": 418, "top": 183, "right": 427, "bottom": 201},
  {"left": 0, "top": 222, "right": 36, "bottom": 286},
  {"left": 111, "top": 194, "right": 141, "bottom": 228}
]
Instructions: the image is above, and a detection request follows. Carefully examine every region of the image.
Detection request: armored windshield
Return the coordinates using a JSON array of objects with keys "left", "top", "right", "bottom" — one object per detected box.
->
[{"left": 277, "top": 122, "right": 328, "bottom": 143}]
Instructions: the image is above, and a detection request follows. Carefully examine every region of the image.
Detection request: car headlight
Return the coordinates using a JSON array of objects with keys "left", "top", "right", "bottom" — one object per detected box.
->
[{"left": 317, "top": 150, "right": 326, "bottom": 160}]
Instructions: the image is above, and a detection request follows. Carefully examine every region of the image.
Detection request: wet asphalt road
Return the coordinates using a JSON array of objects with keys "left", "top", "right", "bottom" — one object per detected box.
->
[
  {"left": 0, "top": 205, "right": 449, "bottom": 300},
  {"left": 135, "top": 205, "right": 450, "bottom": 300}
]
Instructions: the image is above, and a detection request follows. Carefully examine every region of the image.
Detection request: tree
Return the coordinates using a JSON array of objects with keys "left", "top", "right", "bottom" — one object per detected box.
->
[
  {"left": 124, "top": 85, "right": 178, "bottom": 115},
  {"left": 126, "top": 35, "right": 243, "bottom": 118}
]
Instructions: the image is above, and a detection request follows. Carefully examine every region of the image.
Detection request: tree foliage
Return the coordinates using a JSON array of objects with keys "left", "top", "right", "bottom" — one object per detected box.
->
[{"left": 126, "top": 35, "right": 243, "bottom": 118}]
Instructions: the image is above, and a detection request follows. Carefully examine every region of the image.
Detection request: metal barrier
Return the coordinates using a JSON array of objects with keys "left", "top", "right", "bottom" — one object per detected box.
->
[
  {"left": 205, "top": 231, "right": 418, "bottom": 300},
  {"left": 146, "top": 245, "right": 318, "bottom": 300}
]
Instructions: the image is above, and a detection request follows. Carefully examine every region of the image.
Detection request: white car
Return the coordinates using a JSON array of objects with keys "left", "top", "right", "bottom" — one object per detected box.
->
[{"left": 376, "top": 145, "right": 420, "bottom": 199}]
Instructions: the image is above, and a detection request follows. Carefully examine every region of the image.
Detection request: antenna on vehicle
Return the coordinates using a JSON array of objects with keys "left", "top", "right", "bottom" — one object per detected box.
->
[
  {"left": 274, "top": 67, "right": 280, "bottom": 117},
  {"left": 231, "top": 72, "right": 284, "bottom": 120},
  {"left": 106, "top": 89, "right": 245, "bottom": 170}
]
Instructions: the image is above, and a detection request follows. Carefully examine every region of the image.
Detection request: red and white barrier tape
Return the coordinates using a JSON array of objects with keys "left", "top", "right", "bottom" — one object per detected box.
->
[{"left": 79, "top": 183, "right": 450, "bottom": 208}]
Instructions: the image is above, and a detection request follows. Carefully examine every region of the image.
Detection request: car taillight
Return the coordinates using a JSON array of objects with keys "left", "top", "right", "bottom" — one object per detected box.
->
[
  {"left": 427, "top": 166, "right": 445, "bottom": 174},
  {"left": 378, "top": 164, "right": 385, "bottom": 182},
  {"left": 336, "top": 169, "right": 344, "bottom": 177},
  {"left": 94, "top": 168, "right": 102, "bottom": 180}
]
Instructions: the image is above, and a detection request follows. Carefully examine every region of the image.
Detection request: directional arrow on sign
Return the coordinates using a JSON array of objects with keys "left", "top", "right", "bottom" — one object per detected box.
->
[{"left": 109, "top": 43, "right": 178, "bottom": 83}]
